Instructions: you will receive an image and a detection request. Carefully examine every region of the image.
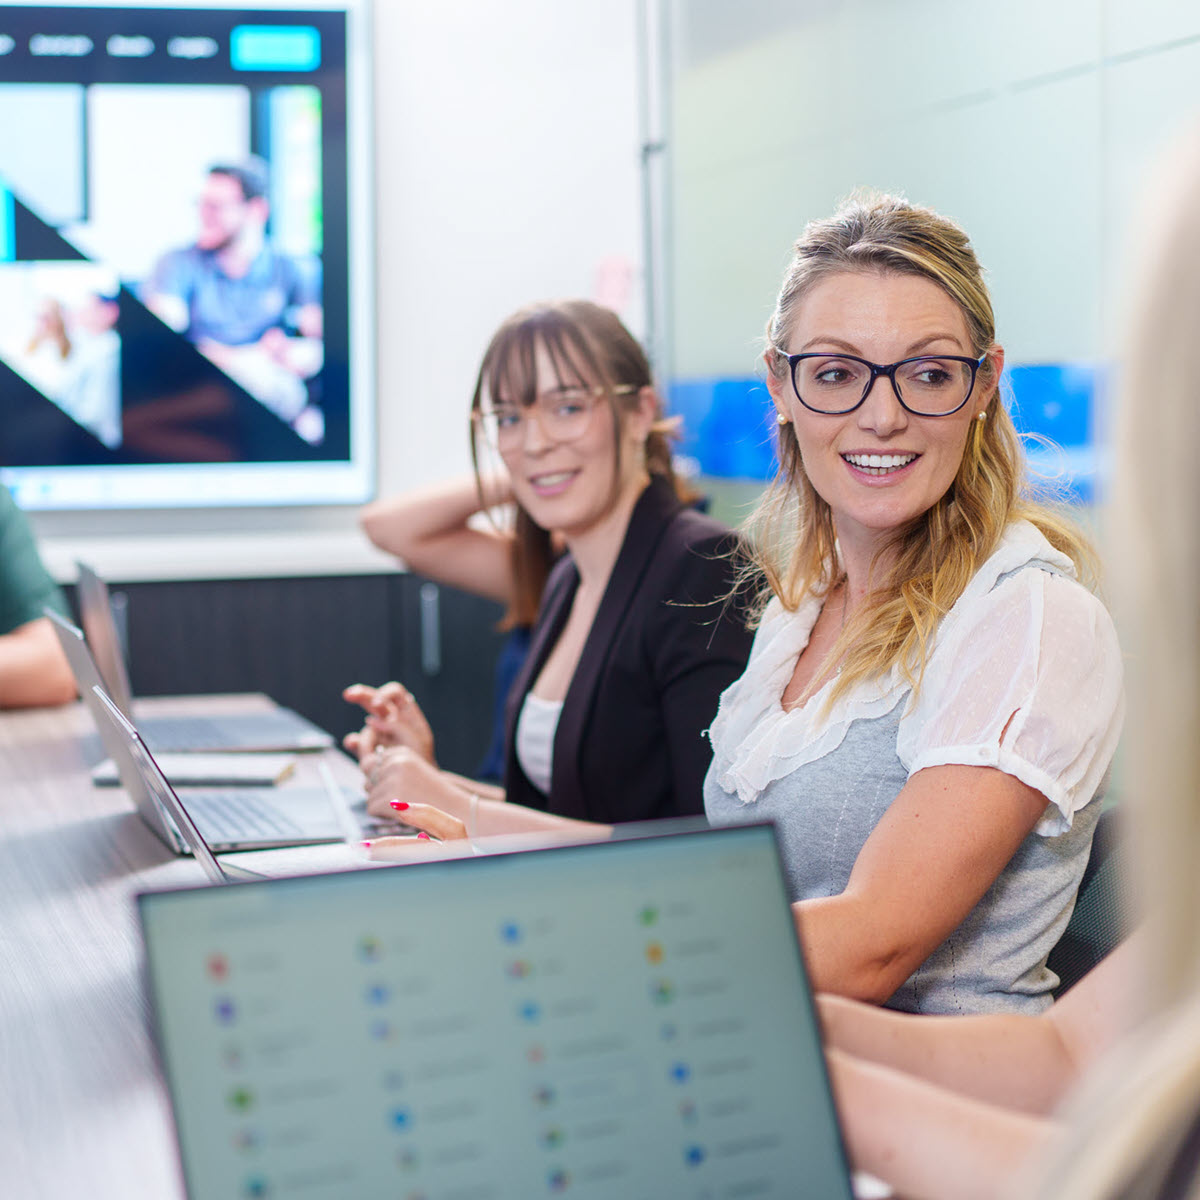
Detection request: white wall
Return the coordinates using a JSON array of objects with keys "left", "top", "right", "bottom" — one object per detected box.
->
[
  {"left": 667, "top": 0, "right": 1200, "bottom": 380},
  {"left": 374, "top": 0, "right": 644, "bottom": 500},
  {"left": 35, "top": 0, "right": 645, "bottom": 578}
]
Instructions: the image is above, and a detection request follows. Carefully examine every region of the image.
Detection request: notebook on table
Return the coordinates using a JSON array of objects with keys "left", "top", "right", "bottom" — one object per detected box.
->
[
  {"left": 90, "top": 752, "right": 297, "bottom": 788},
  {"left": 137, "top": 822, "right": 857, "bottom": 1199},
  {"left": 74, "top": 560, "right": 334, "bottom": 752}
]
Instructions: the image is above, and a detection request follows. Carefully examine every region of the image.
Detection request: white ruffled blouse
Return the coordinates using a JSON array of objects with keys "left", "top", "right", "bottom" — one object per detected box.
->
[{"left": 706, "top": 521, "right": 1124, "bottom": 837}]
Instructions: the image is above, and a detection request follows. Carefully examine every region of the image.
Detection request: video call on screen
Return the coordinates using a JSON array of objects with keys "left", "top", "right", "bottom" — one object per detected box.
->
[{"left": 0, "top": 5, "right": 359, "bottom": 508}]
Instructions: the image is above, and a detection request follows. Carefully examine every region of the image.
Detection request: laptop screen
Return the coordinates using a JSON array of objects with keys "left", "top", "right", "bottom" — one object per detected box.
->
[
  {"left": 139, "top": 825, "right": 853, "bottom": 1199},
  {"left": 76, "top": 562, "right": 135, "bottom": 715}
]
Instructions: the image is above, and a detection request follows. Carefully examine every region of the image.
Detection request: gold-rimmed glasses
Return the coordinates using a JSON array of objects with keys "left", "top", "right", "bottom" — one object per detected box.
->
[{"left": 473, "top": 384, "right": 636, "bottom": 451}]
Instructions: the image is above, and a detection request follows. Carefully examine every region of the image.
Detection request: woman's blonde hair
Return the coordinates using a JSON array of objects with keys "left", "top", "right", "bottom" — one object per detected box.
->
[
  {"left": 751, "top": 191, "right": 1094, "bottom": 703},
  {"left": 1024, "top": 124, "right": 1200, "bottom": 1200}
]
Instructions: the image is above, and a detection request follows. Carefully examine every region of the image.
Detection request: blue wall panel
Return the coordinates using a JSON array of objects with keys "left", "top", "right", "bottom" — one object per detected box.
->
[{"left": 669, "top": 363, "right": 1104, "bottom": 503}]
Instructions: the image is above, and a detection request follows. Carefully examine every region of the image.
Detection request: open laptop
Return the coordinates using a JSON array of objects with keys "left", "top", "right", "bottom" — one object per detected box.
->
[
  {"left": 75, "top": 560, "right": 334, "bottom": 752},
  {"left": 51, "top": 605, "right": 303, "bottom": 787},
  {"left": 90, "top": 685, "right": 267, "bottom": 885},
  {"left": 137, "top": 822, "right": 856, "bottom": 1199},
  {"left": 58, "top": 608, "right": 352, "bottom": 850},
  {"left": 91, "top": 681, "right": 360, "bottom": 863}
]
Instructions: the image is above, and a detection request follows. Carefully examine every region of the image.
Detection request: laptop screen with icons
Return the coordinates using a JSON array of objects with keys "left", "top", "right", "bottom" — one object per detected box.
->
[{"left": 138, "top": 823, "right": 853, "bottom": 1199}]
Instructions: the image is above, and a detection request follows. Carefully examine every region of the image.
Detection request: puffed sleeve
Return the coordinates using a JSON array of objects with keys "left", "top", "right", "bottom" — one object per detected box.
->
[
  {"left": 646, "top": 526, "right": 755, "bottom": 818},
  {"left": 896, "top": 568, "right": 1124, "bottom": 836}
]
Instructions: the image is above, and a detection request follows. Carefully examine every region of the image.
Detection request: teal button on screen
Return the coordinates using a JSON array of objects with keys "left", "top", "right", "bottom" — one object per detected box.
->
[
  {"left": 0, "top": 185, "right": 13, "bottom": 262},
  {"left": 231, "top": 25, "right": 321, "bottom": 71}
]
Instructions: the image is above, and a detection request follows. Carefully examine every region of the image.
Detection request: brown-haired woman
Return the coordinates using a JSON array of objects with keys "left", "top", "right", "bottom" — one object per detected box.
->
[
  {"left": 346, "top": 299, "right": 752, "bottom": 835},
  {"left": 704, "top": 192, "right": 1124, "bottom": 1015}
]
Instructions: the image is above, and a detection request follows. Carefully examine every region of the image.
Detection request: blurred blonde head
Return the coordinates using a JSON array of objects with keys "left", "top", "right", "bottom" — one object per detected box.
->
[
  {"left": 1109, "top": 126, "right": 1200, "bottom": 1015},
  {"left": 1028, "top": 121, "right": 1200, "bottom": 1200}
]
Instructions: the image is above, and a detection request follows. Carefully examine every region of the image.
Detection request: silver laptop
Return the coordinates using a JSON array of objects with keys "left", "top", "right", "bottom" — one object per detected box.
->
[
  {"left": 137, "top": 822, "right": 855, "bottom": 1200},
  {"left": 88, "top": 677, "right": 352, "bottom": 853},
  {"left": 90, "top": 686, "right": 266, "bottom": 885},
  {"left": 51, "top": 606, "right": 351, "bottom": 853},
  {"left": 75, "top": 560, "right": 334, "bottom": 752},
  {"left": 93, "top": 682, "right": 357, "bottom": 861}
]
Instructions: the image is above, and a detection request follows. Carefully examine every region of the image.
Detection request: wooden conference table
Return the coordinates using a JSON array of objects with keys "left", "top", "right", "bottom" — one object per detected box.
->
[
  {"left": 0, "top": 695, "right": 369, "bottom": 1200},
  {"left": 0, "top": 699, "right": 897, "bottom": 1200}
]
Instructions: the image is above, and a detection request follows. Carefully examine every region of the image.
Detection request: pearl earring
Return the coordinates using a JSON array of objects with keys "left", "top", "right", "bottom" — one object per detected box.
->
[
  {"left": 976, "top": 411, "right": 987, "bottom": 422},
  {"left": 776, "top": 412, "right": 788, "bottom": 426}
]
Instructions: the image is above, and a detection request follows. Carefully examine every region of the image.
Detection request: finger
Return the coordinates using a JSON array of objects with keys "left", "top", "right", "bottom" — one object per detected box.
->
[
  {"left": 367, "top": 681, "right": 408, "bottom": 715},
  {"left": 384, "top": 699, "right": 427, "bottom": 729},
  {"left": 366, "top": 790, "right": 405, "bottom": 820},
  {"left": 363, "top": 746, "right": 390, "bottom": 785},
  {"left": 342, "top": 685, "right": 383, "bottom": 719},
  {"left": 368, "top": 699, "right": 434, "bottom": 761},
  {"left": 345, "top": 725, "right": 378, "bottom": 750},
  {"left": 353, "top": 729, "right": 380, "bottom": 764},
  {"left": 361, "top": 835, "right": 443, "bottom": 862},
  {"left": 366, "top": 713, "right": 403, "bottom": 733},
  {"left": 388, "top": 801, "right": 468, "bottom": 841}
]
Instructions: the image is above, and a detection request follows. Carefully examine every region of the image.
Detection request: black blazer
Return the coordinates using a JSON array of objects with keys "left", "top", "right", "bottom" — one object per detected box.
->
[{"left": 503, "top": 476, "right": 754, "bottom": 823}]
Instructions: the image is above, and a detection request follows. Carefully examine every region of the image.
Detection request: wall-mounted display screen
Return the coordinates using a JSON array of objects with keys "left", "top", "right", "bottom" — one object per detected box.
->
[{"left": 0, "top": 0, "right": 373, "bottom": 510}]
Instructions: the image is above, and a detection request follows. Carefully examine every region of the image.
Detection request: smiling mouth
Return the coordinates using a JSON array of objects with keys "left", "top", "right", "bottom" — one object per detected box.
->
[
  {"left": 841, "top": 452, "right": 919, "bottom": 476},
  {"left": 528, "top": 471, "right": 578, "bottom": 491}
]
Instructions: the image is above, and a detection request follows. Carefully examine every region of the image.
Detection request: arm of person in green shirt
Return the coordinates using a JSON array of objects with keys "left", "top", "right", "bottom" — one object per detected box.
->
[
  {"left": 0, "top": 488, "right": 76, "bottom": 708},
  {"left": 0, "top": 616, "right": 76, "bottom": 708}
]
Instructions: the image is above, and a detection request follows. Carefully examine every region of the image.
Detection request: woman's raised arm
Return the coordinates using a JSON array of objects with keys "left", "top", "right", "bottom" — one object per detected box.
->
[{"left": 361, "top": 473, "right": 516, "bottom": 604}]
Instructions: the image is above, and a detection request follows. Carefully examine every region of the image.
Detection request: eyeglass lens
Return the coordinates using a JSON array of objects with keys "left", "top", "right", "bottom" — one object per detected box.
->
[
  {"left": 794, "top": 355, "right": 975, "bottom": 415},
  {"left": 479, "top": 388, "right": 599, "bottom": 448}
]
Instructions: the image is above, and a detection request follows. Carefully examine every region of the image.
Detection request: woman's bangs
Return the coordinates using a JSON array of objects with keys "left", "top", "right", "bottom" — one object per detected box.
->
[
  {"left": 483, "top": 322, "right": 541, "bottom": 410},
  {"left": 540, "top": 322, "right": 604, "bottom": 392}
]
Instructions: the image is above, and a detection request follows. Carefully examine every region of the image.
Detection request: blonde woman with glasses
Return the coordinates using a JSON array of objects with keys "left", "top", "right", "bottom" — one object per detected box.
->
[
  {"left": 798, "top": 127, "right": 1200, "bottom": 1200},
  {"left": 346, "top": 300, "right": 752, "bottom": 837},
  {"left": 704, "top": 192, "right": 1124, "bottom": 1014}
]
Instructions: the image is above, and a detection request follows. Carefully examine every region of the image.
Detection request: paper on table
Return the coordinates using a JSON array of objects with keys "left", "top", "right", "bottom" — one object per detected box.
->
[{"left": 91, "top": 752, "right": 296, "bottom": 788}]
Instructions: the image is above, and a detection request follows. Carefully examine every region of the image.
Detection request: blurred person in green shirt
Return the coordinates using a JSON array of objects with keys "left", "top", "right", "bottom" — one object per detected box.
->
[{"left": 0, "top": 486, "right": 75, "bottom": 708}]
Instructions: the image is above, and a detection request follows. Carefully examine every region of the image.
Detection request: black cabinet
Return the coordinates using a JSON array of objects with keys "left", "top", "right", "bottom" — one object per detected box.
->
[{"left": 91, "top": 573, "right": 506, "bottom": 777}]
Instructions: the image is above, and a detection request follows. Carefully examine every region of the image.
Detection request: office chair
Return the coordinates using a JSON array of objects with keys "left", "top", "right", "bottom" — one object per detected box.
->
[{"left": 1047, "top": 807, "right": 1133, "bottom": 997}]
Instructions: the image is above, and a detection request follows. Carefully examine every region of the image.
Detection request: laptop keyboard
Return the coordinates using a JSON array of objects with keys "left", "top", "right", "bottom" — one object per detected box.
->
[
  {"left": 186, "top": 790, "right": 303, "bottom": 841},
  {"left": 141, "top": 712, "right": 329, "bottom": 751},
  {"left": 145, "top": 719, "right": 242, "bottom": 751}
]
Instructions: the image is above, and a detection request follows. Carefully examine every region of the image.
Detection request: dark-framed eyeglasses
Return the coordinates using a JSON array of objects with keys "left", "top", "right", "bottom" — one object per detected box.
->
[
  {"left": 775, "top": 349, "right": 986, "bottom": 417},
  {"left": 473, "top": 384, "right": 636, "bottom": 451}
]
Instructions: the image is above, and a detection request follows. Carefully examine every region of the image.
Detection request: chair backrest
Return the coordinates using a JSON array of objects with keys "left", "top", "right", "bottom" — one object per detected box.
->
[{"left": 1047, "top": 807, "right": 1133, "bottom": 997}]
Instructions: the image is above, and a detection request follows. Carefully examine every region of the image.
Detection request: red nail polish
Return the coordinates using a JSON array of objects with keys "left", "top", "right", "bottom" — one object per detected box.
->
[
  {"left": 359, "top": 840, "right": 372, "bottom": 849},
  {"left": 417, "top": 831, "right": 430, "bottom": 840},
  {"left": 390, "top": 800, "right": 409, "bottom": 811}
]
